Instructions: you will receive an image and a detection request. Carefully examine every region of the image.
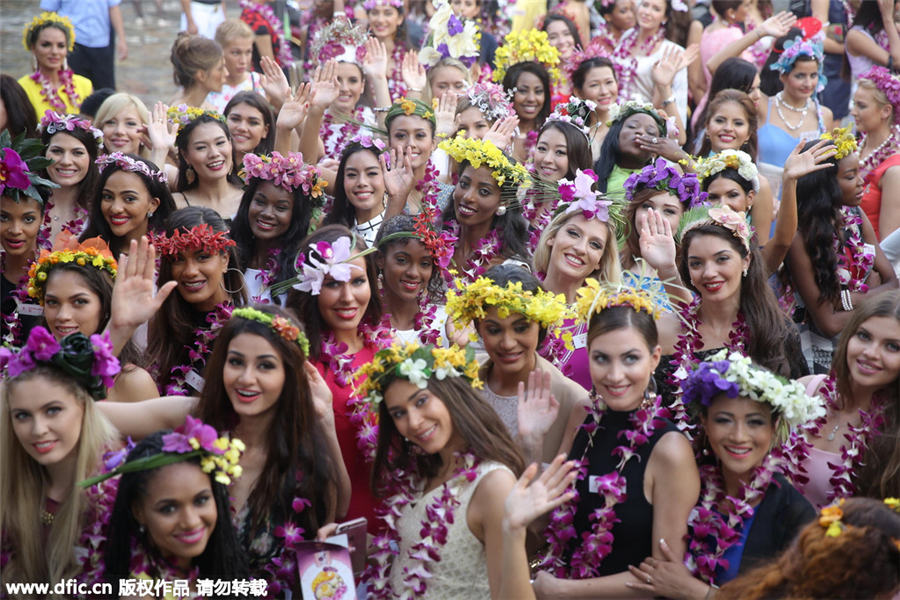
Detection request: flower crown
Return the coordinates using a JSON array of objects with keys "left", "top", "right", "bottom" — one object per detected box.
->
[
  {"left": 23, "top": 12, "right": 75, "bottom": 51},
  {"left": 678, "top": 204, "right": 752, "bottom": 252},
  {"left": 439, "top": 134, "right": 530, "bottom": 187},
  {"left": 564, "top": 38, "right": 614, "bottom": 81},
  {"left": 419, "top": 0, "right": 481, "bottom": 67},
  {"left": 27, "top": 236, "right": 118, "bottom": 303},
  {"left": 682, "top": 349, "right": 825, "bottom": 442},
  {"left": 355, "top": 343, "right": 482, "bottom": 405},
  {"left": 556, "top": 168, "right": 611, "bottom": 220},
  {"left": 232, "top": 307, "right": 310, "bottom": 356},
  {"left": 861, "top": 65, "right": 900, "bottom": 114},
  {"left": 464, "top": 82, "right": 515, "bottom": 123},
  {"left": 625, "top": 158, "right": 707, "bottom": 207},
  {"left": 769, "top": 36, "right": 827, "bottom": 92},
  {"left": 818, "top": 498, "right": 900, "bottom": 549},
  {"left": 546, "top": 97, "right": 597, "bottom": 138},
  {"left": 0, "top": 327, "right": 120, "bottom": 400},
  {"left": 820, "top": 127, "right": 858, "bottom": 161},
  {"left": 242, "top": 152, "right": 327, "bottom": 196},
  {"left": 39, "top": 110, "right": 104, "bottom": 150},
  {"left": 1, "top": 130, "right": 57, "bottom": 204},
  {"left": 574, "top": 277, "right": 664, "bottom": 323},
  {"left": 80, "top": 416, "right": 245, "bottom": 488},
  {"left": 387, "top": 98, "right": 436, "bottom": 125},
  {"left": 310, "top": 17, "right": 369, "bottom": 65},
  {"left": 151, "top": 223, "right": 237, "bottom": 258},
  {"left": 363, "top": 0, "right": 404, "bottom": 9},
  {"left": 96, "top": 153, "right": 168, "bottom": 184},
  {"left": 606, "top": 100, "right": 667, "bottom": 135},
  {"left": 273, "top": 235, "right": 371, "bottom": 296},
  {"left": 411, "top": 204, "right": 457, "bottom": 271},
  {"left": 351, "top": 133, "right": 387, "bottom": 153},
  {"left": 446, "top": 276, "right": 573, "bottom": 340},
  {"left": 492, "top": 29, "right": 562, "bottom": 85},
  {"left": 694, "top": 150, "right": 759, "bottom": 193},
  {"left": 166, "top": 104, "right": 226, "bottom": 134}
]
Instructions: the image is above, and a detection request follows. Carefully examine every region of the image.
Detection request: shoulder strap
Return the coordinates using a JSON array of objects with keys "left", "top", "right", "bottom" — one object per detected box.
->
[{"left": 805, "top": 374, "right": 827, "bottom": 396}]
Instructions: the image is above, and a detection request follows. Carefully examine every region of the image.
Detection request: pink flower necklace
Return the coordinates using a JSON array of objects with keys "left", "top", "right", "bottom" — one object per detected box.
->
[
  {"left": 73, "top": 474, "right": 119, "bottom": 587},
  {"left": 834, "top": 207, "right": 875, "bottom": 293},
  {"left": 386, "top": 41, "right": 408, "bottom": 102},
  {"left": 612, "top": 27, "right": 666, "bottom": 101},
  {"left": 366, "top": 452, "right": 480, "bottom": 598},
  {"left": 321, "top": 107, "right": 365, "bottom": 158},
  {"left": 539, "top": 393, "right": 670, "bottom": 578},
  {"left": 41, "top": 198, "right": 89, "bottom": 247},
  {"left": 415, "top": 160, "right": 440, "bottom": 213},
  {"left": 0, "top": 252, "right": 37, "bottom": 348},
  {"left": 239, "top": 0, "right": 294, "bottom": 67},
  {"left": 163, "top": 302, "right": 234, "bottom": 395},
  {"left": 521, "top": 181, "right": 560, "bottom": 253},
  {"left": 247, "top": 494, "right": 313, "bottom": 598},
  {"left": 859, "top": 124, "right": 900, "bottom": 180},
  {"left": 444, "top": 220, "right": 502, "bottom": 285},
  {"left": 251, "top": 247, "right": 281, "bottom": 303},
  {"left": 30, "top": 68, "right": 81, "bottom": 112},
  {"left": 668, "top": 296, "right": 749, "bottom": 433}
]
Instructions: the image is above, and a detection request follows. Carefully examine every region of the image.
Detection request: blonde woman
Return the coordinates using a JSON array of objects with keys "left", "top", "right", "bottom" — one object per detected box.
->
[{"left": 94, "top": 92, "right": 151, "bottom": 157}]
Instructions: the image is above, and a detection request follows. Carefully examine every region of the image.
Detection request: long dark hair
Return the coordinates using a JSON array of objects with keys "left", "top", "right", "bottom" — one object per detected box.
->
[
  {"left": 760, "top": 28, "right": 814, "bottom": 96},
  {"left": 542, "top": 13, "right": 582, "bottom": 46},
  {"left": 593, "top": 114, "right": 660, "bottom": 193},
  {"left": 196, "top": 305, "right": 338, "bottom": 552},
  {"left": 285, "top": 225, "right": 383, "bottom": 362},
  {"left": 103, "top": 432, "right": 249, "bottom": 597},
  {"left": 371, "top": 375, "right": 525, "bottom": 495},
  {"left": 479, "top": 263, "right": 549, "bottom": 345},
  {"left": 663, "top": 0, "right": 692, "bottom": 46},
  {"left": 374, "top": 214, "right": 445, "bottom": 303},
  {"left": 41, "top": 126, "right": 100, "bottom": 212},
  {"left": 537, "top": 121, "right": 593, "bottom": 180},
  {"left": 175, "top": 115, "right": 242, "bottom": 191},
  {"left": 572, "top": 57, "right": 617, "bottom": 95},
  {"left": 224, "top": 91, "right": 275, "bottom": 156},
  {"left": 80, "top": 154, "right": 177, "bottom": 257},
  {"left": 0, "top": 75, "right": 37, "bottom": 138},
  {"left": 852, "top": 1, "right": 889, "bottom": 36},
  {"left": 698, "top": 89, "right": 759, "bottom": 159},
  {"left": 502, "top": 62, "right": 553, "bottom": 128},
  {"left": 321, "top": 143, "right": 383, "bottom": 230}
]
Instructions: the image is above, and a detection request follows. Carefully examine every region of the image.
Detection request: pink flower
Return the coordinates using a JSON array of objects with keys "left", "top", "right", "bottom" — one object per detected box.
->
[
  {"left": 26, "top": 326, "right": 61, "bottom": 361},
  {"left": 89, "top": 332, "right": 120, "bottom": 388},
  {"left": 0, "top": 148, "right": 31, "bottom": 194}
]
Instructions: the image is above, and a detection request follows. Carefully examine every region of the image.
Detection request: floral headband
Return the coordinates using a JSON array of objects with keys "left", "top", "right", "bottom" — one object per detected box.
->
[
  {"left": 80, "top": 416, "right": 245, "bottom": 488},
  {"left": 351, "top": 133, "right": 387, "bottom": 153},
  {"left": 464, "top": 82, "right": 515, "bottom": 123},
  {"left": 683, "top": 349, "right": 825, "bottom": 442},
  {"left": 694, "top": 150, "right": 759, "bottom": 193},
  {"left": 409, "top": 204, "right": 456, "bottom": 271},
  {"left": 151, "top": 223, "right": 237, "bottom": 258},
  {"left": 363, "top": 0, "right": 403, "bottom": 10},
  {"left": 820, "top": 127, "right": 858, "bottom": 161},
  {"left": 819, "top": 498, "right": 900, "bottom": 548},
  {"left": 419, "top": 0, "right": 481, "bottom": 68},
  {"left": 574, "top": 277, "right": 664, "bottom": 323},
  {"left": 1, "top": 130, "right": 57, "bottom": 204},
  {"left": 440, "top": 134, "right": 530, "bottom": 187},
  {"left": 40, "top": 111, "right": 104, "bottom": 150},
  {"left": 492, "top": 29, "right": 562, "bottom": 86},
  {"left": 769, "top": 36, "right": 827, "bottom": 92},
  {"left": 27, "top": 236, "right": 118, "bottom": 304},
  {"left": 605, "top": 100, "right": 667, "bottom": 135},
  {"left": 624, "top": 158, "right": 707, "bottom": 207},
  {"left": 23, "top": 12, "right": 75, "bottom": 51},
  {"left": 167, "top": 104, "right": 226, "bottom": 134},
  {"left": 355, "top": 343, "right": 482, "bottom": 405},
  {"left": 96, "top": 152, "right": 168, "bottom": 184},
  {"left": 678, "top": 205, "right": 752, "bottom": 252},
  {"left": 310, "top": 17, "right": 369, "bottom": 64},
  {"left": 270, "top": 235, "right": 370, "bottom": 296},
  {"left": 546, "top": 97, "right": 597, "bottom": 138},
  {"left": 387, "top": 98, "right": 436, "bottom": 126},
  {"left": 242, "top": 152, "right": 327, "bottom": 197},
  {"left": 231, "top": 307, "right": 310, "bottom": 356},
  {"left": 565, "top": 38, "right": 614, "bottom": 81},
  {"left": 0, "top": 327, "right": 120, "bottom": 401},
  {"left": 861, "top": 65, "right": 900, "bottom": 113}
]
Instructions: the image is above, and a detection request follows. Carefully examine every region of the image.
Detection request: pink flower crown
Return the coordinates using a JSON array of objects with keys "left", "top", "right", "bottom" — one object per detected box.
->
[
  {"left": 363, "top": 0, "right": 403, "bottom": 9},
  {"left": 96, "top": 153, "right": 168, "bottom": 184},
  {"left": 679, "top": 205, "right": 752, "bottom": 252},
  {"left": 152, "top": 223, "right": 237, "bottom": 257},
  {"left": 564, "top": 38, "right": 616, "bottom": 81},
  {"left": 39, "top": 110, "right": 104, "bottom": 150},
  {"left": 861, "top": 65, "right": 900, "bottom": 113},
  {"left": 465, "top": 82, "right": 515, "bottom": 122},
  {"left": 547, "top": 97, "right": 597, "bottom": 138},
  {"left": 281, "top": 236, "right": 367, "bottom": 296},
  {"left": 556, "top": 169, "right": 612, "bottom": 221},
  {"left": 351, "top": 133, "right": 387, "bottom": 152},
  {"left": 311, "top": 17, "right": 369, "bottom": 65},
  {"left": 241, "top": 152, "right": 327, "bottom": 197}
]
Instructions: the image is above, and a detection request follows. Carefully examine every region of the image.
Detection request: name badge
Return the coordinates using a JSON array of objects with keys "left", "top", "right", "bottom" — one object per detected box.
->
[
  {"left": 184, "top": 369, "right": 205, "bottom": 392},
  {"left": 573, "top": 332, "right": 587, "bottom": 349},
  {"left": 15, "top": 300, "right": 43, "bottom": 317}
]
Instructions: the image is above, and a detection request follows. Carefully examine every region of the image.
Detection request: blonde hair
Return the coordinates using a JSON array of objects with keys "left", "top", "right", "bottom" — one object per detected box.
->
[
  {"left": 0, "top": 367, "right": 118, "bottom": 589},
  {"left": 170, "top": 32, "right": 224, "bottom": 89},
  {"left": 424, "top": 58, "right": 473, "bottom": 104},
  {"left": 857, "top": 78, "right": 896, "bottom": 124},
  {"left": 534, "top": 210, "right": 623, "bottom": 284},
  {"left": 94, "top": 93, "right": 151, "bottom": 157},
  {"left": 215, "top": 18, "right": 254, "bottom": 48}
]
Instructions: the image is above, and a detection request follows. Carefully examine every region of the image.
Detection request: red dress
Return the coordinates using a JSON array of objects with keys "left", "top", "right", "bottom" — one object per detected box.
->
[{"left": 861, "top": 154, "right": 900, "bottom": 240}]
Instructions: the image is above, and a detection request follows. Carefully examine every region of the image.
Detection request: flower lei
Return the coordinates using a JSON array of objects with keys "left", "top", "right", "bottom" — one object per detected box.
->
[
  {"left": 40, "top": 111, "right": 103, "bottom": 150},
  {"left": 321, "top": 106, "right": 365, "bottom": 157},
  {"left": 366, "top": 452, "right": 480, "bottom": 598},
  {"left": 242, "top": 151, "right": 327, "bottom": 196},
  {"left": 387, "top": 42, "right": 409, "bottom": 102},
  {"left": 611, "top": 27, "right": 666, "bottom": 101},
  {"left": 522, "top": 181, "right": 558, "bottom": 253},
  {"left": 0, "top": 253, "right": 36, "bottom": 348},
  {"left": 442, "top": 220, "right": 503, "bottom": 283},
  {"left": 539, "top": 393, "right": 671, "bottom": 577},
  {"left": 164, "top": 302, "right": 233, "bottom": 396},
  {"left": 239, "top": 0, "right": 294, "bottom": 67},
  {"left": 39, "top": 198, "right": 89, "bottom": 247},
  {"left": 74, "top": 474, "right": 119, "bottom": 587},
  {"left": 29, "top": 68, "right": 81, "bottom": 113},
  {"left": 523, "top": 129, "right": 539, "bottom": 161},
  {"left": 250, "top": 247, "right": 280, "bottom": 302},
  {"left": 859, "top": 124, "right": 900, "bottom": 179},
  {"left": 492, "top": 29, "right": 562, "bottom": 86},
  {"left": 834, "top": 207, "right": 875, "bottom": 293},
  {"left": 780, "top": 374, "right": 887, "bottom": 502},
  {"left": 415, "top": 159, "right": 441, "bottom": 213}
]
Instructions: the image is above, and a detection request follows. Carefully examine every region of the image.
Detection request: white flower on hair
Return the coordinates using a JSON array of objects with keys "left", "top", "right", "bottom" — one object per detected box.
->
[{"left": 398, "top": 358, "right": 431, "bottom": 388}]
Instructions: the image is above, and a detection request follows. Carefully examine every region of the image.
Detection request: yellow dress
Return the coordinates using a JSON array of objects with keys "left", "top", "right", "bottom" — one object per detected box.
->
[
  {"left": 17, "top": 72, "right": 93, "bottom": 119},
  {"left": 510, "top": 0, "right": 547, "bottom": 32}
]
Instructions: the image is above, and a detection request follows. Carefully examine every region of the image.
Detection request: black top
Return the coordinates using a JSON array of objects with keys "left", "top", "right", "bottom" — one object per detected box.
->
[
  {"left": 1, "top": 274, "right": 41, "bottom": 345},
  {"left": 564, "top": 408, "right": 681, "bottom": 576}
]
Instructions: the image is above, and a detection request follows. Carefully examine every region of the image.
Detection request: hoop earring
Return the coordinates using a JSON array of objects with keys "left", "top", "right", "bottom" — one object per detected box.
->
[
  {"left": 220, "top": 267, "right": 246, "bottom": 296},
  {"left": 185, "top": 165, "right": 196, "bottom": 185}
]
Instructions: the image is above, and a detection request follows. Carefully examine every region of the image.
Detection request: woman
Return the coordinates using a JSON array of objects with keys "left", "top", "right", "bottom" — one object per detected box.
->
[
  {"left": 421, "top": 57, "right": 473, "bottom": 104},
  {"left": 693, "top": 62, "right": 760, "bottom": 153},
  {"left": 454, "top": 82, "right": 518, "bottom": 147},
  {"left": 94, "top": 93, "right": 151, "bottom": 158},
  {"left": 0, "top": 74, "right": 38, "bottom": 139},
  {"left": 365, "top": 0, "right": 410, "bottom": 101},
  {"left": 569, "top": 53, "right": 619, "bottom": 160},
  {"left": 846, "top": 0, "right": 900, "bottom": 96},
  {"left": 1, "top": 194, "right": 44, "bottom": 346},
  {"left": 532, "top": 283, "right": 699, "bottom": 597},
  {"left": 223, "top": 91, "right": 274, "bottom": 169},
  {"left": 627, "top": 351, "right": 818, "bottom": 597},
  {"left": 543, "top": 13, "right": 582, "bottom": 99},
  {"left": 230, "top": 151, "right": 326, "bottom": 303},
  {"left": 1, "top": 326, "right": 120, "bottom": 589},
  {"left": 207, "top": 19, "right": 267, "bottom": 112},
  {"left": 594, "top": 0, "right": 635, "bottom": 52},
  {"left": 80, "top": 153, "right": 176, "bottom": 259},
  {"left": 146, "top": 207, "right": 247, "bottom": 395},
  {"left": 169, "top": 33, "right": 228, "bottom": 110},
  {"left": 239, "top": 0, "right": 294, "bottom": 70},
  {"left": 783, "top": 290, "right": 900, "bottom": 506},
  {"left": 446, "top": 264, "right": 587, "bottom": 464},
  {"left": 39, "top": 110, "right": 102, "bottom": 244},
  {"left": 18, "top": 12, "right": 92, "bottom": 119},
  {"left": 783, "top": 134, "right": 897, "bottom": 374}
]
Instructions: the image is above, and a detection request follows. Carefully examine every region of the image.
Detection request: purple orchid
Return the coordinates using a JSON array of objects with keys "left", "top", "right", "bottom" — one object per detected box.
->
[
  {"left": 292, "top": 236, "right": 362, "bottom": 295},
  {"left": 0, "top": 148, "right": 31, "bottom": 194},
  {"left": 89, "top": 332, "right": 121, "bottom": 388},
  {"left": 26, "top": 326, "right": 61, "bottom": 361}
]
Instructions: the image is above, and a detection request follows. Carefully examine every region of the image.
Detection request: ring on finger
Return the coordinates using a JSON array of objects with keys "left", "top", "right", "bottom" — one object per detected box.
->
[
  {"left": 652, "top": 137, "right": 659, "bottom": 144},
  {"left": 646, "top": 576, "right": 652, "bottom": 584}
]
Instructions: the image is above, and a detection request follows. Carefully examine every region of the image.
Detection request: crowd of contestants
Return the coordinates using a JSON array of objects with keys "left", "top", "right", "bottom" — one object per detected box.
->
[{"left": 2, "top": 0, "right": 900, "bottom": 597}]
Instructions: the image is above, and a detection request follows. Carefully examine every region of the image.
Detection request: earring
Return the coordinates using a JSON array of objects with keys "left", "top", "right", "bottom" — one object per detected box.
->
[
  {"left": 147, "top": 211, "right": 154, "bottom": 218},
  {"left": 138, "top": 524, "right": 146, "bottom": 534},
  {"left": 185, "top": 165, "right": 196, "bottom": 185},
  {"left": 496, "top": 205, "right": 507, "bottom": 216},
  {"left": 220, "top": 267, "right": 246, "bottom": 295},
  {"left": 742, "top": 267, "right": 748, "bottom": 277}
]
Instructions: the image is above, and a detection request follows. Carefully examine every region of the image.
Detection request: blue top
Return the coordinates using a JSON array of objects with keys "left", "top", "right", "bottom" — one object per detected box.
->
[
  {"left": 758, "top": 96, "right": 825, "bottom": 168},
  {"left": 716, "top": 511, "right": 756, "bottom": 584},
  {"left": 40, "top": 0, "right": 121, "bottom": 48}
]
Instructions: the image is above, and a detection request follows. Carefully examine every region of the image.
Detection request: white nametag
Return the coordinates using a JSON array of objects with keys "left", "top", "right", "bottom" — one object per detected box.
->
[
  {"left": 588, "top": 475, "right": 603, "bottom": 494},
  {"left": 15, "top": 300, "right": 43, "bottom": 316},
  {"left": 573, "top": 332, "right": 587, "bottom": 349},
  {"left": 184, "top": 369, "right": 205, "bottom": 392}
]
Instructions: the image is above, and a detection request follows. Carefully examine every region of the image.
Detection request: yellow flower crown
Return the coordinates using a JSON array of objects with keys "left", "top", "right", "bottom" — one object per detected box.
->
[
  {"left": 446, "top": 276, "right": 573, "bottom": 340},
  {"left": 23, "top": 12, "right": 75, "bottom": 51},
  {"left": 821, "top": 127, "right": 858, "bottom": 160},
  {"left": 439, "top": 134, "right": 530, "bottom": 187},
  {"left": 492, "top": 29, "right": 562, "bottom": 85},
  {"left": 27, "top": 247, "right": 118, "bottom": 304},
  {"left": 355, "top": 343, "right": 482, "bottom": 405},
  {"left": 574, "top": 278, "right": 663, "bottom": 324}
]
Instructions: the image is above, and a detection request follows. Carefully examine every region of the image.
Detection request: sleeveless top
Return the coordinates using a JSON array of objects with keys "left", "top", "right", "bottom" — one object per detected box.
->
[
  {"left": 758, "top": 95, "right": 825, "bottom": 199},
  {"left": 564, "top": 408, "right": 680, "bottom": 575},
  {"left": 861, "top": 154, "right": 900, "bottom": 240},
  {"left": 390, "top": 461, "right": 512, "bottom": 598}
]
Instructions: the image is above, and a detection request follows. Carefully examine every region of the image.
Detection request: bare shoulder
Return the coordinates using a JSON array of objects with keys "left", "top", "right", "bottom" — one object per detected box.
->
[{"left": 649, "top": 429, "right": 695, "bottom": 468}]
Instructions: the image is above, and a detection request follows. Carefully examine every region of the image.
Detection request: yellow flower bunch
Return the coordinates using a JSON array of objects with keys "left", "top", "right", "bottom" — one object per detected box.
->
[
  {"left": 439, "top": 134, "right": 529, "bottom": 187},
  {"left": 166, "top": 104, "right": 226, "bottom": 133},
  {"left": 574, "top": 278, "right": 662, "bottom": 324},
  {"left": 492, "top": 29, "right": 562, "bottom": 85},
  {"left": 399, "top": 98, "right": 417, "bottom": 115},
  {"left": 200, "top": 436, "right": 246, "bottom": 485},
  {"left": 821, "top": 127, "right": 858, "bottom": 160},
  {"left": 818, "top": 502, "right": 845, "bottom": 538},
  {"left": 355, "top": 343, "right": 482, "bottom": 404},
  {"left": 23, "top": 12, "right": 75, "bottom": 51},
  {"left": 27, "top": 248, "right": 118, "bottom": 303}
]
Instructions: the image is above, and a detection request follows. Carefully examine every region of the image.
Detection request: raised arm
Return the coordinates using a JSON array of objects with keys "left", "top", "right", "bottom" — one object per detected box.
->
[
  {"left": 97, "top": 395, "right": 197, "bottom": 439},
  {"left": 706, "top": 11, "right": 797, "bottom": 74}
]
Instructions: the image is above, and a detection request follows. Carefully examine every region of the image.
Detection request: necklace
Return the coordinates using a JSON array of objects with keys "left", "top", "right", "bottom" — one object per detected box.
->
[
  {"left": 444, "top": 222, "right": 502, "bottom": 284},
  {"left": 834, "top": 207, "right": 875, "bottom": 294},
  {"left": 859, "top": 124, "right": 900, "bottom": 179},
  {"left": 386, "top": 42, "right": 408, "bottom": 102},
  {"left": 320, "top": 106, "right": 365, "bottom": 158},
  {"left": 774, "top": 92, "right": 811, "bottom": 132},
  {"left": 30, "top": 68, "right": 80, "bottom": 112},
  {"left": 162, "top": 302, "right": 234, "bottom": 395},
  {"left": 611, "top": 27, "right": 666, "bottom": 100}
]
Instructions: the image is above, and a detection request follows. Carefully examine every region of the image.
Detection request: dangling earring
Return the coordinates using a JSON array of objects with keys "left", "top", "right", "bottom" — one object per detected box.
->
[
  {"left": 147, "top": 211, "right": 154, "bottom": 218},
  {"left": 138, "top": 524, "right": 146, "bottom": 534},
  {"left": 31, "top": 55, "right": 38, "bottom": 72},
  {"left": 185, "top": 165, "right": 196, "bottom": 185},
  {"left": 742, "top": 266, "right": 748, "bottom": 277},
  {"left": 220, "top": 267, "right": 246, "bottom": 295}
]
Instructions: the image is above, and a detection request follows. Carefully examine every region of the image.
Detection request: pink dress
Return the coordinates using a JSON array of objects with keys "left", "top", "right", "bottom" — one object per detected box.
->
[
  {"left": 798, "top": 446, "right": 841, "bottom": 509},
  {"left": 692, "top": 25, "right": 755, "bottom": 130}
]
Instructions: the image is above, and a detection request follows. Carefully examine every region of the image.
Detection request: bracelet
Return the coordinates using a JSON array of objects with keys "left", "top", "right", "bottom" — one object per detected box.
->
[
  {"left": 661, "top": 97, "right": 675, "bottom": 106},
  {"left": 705, "top": 583, "right": 719, "bottom": 600},
  {"left": 409, "top": 87, "right": 423, "bottom": 93},
  {"left": 841, "top": 289, "right": 854, "bottom": 311}
]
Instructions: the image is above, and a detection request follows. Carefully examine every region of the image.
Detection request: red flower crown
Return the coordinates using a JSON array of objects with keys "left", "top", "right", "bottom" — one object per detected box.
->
[{"left": 152, "top": 224, "right": 236, "bottom": 257}]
